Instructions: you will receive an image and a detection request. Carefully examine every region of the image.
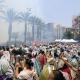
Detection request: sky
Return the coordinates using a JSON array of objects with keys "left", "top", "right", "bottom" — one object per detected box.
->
[
  {"left": 0, "top": 0, "right": 80, "bottom": 42},
  {"left": 5, "top": 0, "right": 80, "bottom": 26}
]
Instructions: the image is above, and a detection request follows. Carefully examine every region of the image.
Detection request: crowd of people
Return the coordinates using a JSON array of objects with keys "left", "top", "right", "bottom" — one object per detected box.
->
[{"left": 0, "top": 43, "right": 80, "bottom": 80}]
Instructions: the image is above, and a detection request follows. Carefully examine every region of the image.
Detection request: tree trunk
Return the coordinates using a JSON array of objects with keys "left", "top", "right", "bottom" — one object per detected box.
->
[
  {"left": 8, "top": 22, "right": 12, "bottom": 43},
  {"left": 32, "top": 23, "right": 34, "bottom": 41},
  {"left": 39, "top": 25, "right": 42, "bottom": 41},
  {"left": 24, "top": 21, "right": 27, "bottom": 44},
  {"left": 37, "top": 25, "right": 42, "bottom": 41},
  {"left": 37, "top": 25, "right": 39, "bottom": 40}
]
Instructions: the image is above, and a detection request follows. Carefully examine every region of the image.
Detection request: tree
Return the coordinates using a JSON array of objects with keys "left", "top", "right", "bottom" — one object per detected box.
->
[
  {"left": 29, "top": 16, "right": 38, "bottom": 41},
  {"left": 19, "top": 10, "right": 31, "bottom": 44},
  {"left": 75, "top": 32, "right": 80, "bottom": 42},
  {"left": 1, "top": 8, "right": 19, "bottom": 43},
  {"left": 29, "top": 16, "right": 45, "bottom": 41},
  {"left": 63, "top": 31, "right": 74, "bottom": 39},
  {"left": 36, "top": 17, "right": 44, "bottom": 41}
]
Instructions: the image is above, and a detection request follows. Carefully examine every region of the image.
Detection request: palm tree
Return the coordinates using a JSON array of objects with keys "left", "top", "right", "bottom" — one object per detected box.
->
[
  {"left": 19, "top": 10, "right": 31, "bottom": 44},
  {"left": 1, "top": 8, "right": 19, "bottom": 43},
  {"left": 36, "top": 17, "right": 44, "bottom": 41},
  {"left": 29, "top": 16, "right": 38, "bottom": 41}
]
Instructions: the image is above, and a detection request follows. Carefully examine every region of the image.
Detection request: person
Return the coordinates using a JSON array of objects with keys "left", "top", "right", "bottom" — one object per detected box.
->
[
  {"left": 2, "top": 47, "right": 10, "bottom": 62},
  {"left": 54, "top": 46, "right": 58, "bottom": 59},
  {"left": 60, "top": 55, "right": 80, "bottom": 80},
  {"left": 0, "top": 48, "right": 14, "bottom": 80},
  {"left": 39, "top": 56, "right": 55, "bottom": 80},
  {"left": 15, "top": 58, "right": 39, "bottom": 80},
  {"left": 15, "top": 56, "right": 24, "bottom": 73},
  {"left": 39, "top": 50, "right": 47, "bottom": 69},
  {"left": 48, "top": 71, "right": 54, "bottom": 80},
  {"left": 48, "top": 70, "right": 66, "bottom": 80},
  {"left": 32, "top": 53, "right": 41, "bottom": 76},
  {"left": 57, "top": 59, "right": 70, "bottom": 80}
]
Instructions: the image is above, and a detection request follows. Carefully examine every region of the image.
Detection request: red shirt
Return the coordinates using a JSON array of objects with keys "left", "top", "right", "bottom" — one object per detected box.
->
[
  {"left": 62, "top": 67, "right": 72, "bottom": 80},
  {"left": 39, "top": 54, "right": 47, "bottom": 69}
]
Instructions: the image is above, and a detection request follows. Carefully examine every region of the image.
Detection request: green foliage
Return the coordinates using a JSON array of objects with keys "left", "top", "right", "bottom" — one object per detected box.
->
[{"left": 63, "top": 31, "right": 74, "bottom": 39}]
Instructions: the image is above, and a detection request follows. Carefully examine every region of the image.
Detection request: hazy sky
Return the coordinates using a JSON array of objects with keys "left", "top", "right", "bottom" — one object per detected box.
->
[
  {"left": 5, "top": 0, "right": 80, "bottom": 26},
  {"left": 0, "top": 0, "right": 80, "bottom": 42}
]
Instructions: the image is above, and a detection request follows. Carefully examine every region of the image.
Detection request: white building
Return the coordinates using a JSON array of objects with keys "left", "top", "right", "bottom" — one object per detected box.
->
[{"left": 53, "top": 24, "right": 66, "bottom": 40}]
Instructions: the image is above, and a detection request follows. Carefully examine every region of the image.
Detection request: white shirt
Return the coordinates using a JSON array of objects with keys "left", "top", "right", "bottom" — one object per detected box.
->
[{"left": 18, "top": 69, "right": 35, "bottom": 80}]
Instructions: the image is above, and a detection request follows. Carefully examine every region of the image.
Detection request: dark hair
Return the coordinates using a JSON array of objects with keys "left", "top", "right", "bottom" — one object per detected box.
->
[
  {"left": 39, "top": 50, "right": 45, "bottom": 55},
  {"left": 16, "top": 56, "right": 23, "bottom": 62},
  {"left": 72, "top": 55, "right": 76, "bottom": 58},
  {"left": 6, "top": 46, "right": 9, "bottom": 51},
  {"left": 33, "top": 53, "right": 37, "bottom": 58},
  {"left": 39, "top": 50, "right": 43, "bottom": 54},
  {"left": 60, "top": 48, "right": 64, "bottom": 53},
  {"left": 61, "top": 64, "right": 68, "bottom": 70},
  {"left": 54, "top": 71, "right": 66, "bottom": 80},
  {"left": 25, "top": 59, "right": 34, "bottom": 69},
  {"left": 29, "top": 48, "right": 33, "bottom": 53},
  {"left": 41, "top": 51, "right": 45, "bottom": 54},
  {"left": 27, "top": 53, "right": 32, "bottom": 59},
  {"left": 78, "top": 52, "right": 80, "bottom": 56}
]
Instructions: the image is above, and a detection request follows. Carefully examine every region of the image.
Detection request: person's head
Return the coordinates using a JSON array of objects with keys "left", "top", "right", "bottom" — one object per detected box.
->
[
  {"left": 54, "top": 71, "right": 66, "bottom": 80},
  {"left": 33, "top": 52, "right": 37, "bottom": 58},
  {"left": 60, "top": 48, "right": 64, "bottom": 54},
  {"left": 48, "top": 70, "right": 66, "bottom": 80},
  {"left": 78, "top": 52, "right": 80, "bottom": 56},
  {"left": 48, "top": 51, "right": 53, "bottom": 58},
  {"left": 61, "top": 64, "right": 68, "bottom": 70},
  {"left": 39, "top": 50, "right": 43, "bottom": 54},
  {"left": 27, "top": 53, "right": 32, "bottom": 59},
  {"left": 29, "top": 48, "right": 33, "bottom": 53},
  {"left": 11, "top": 45, "right": 15, "bottom": 49},
  {"left": 18, "top": 57, "right": 25, "bottom": 68},
  {"left": 25, "top": 59, "right": 33, "bottom": 69},
  {"left": 6, "top": 46, "right": 9, "bottom": 51},
  {"left": 40, "top": 50, "right": 45, "bottom": 55},
  {"left": 16, "top": 55, "right": 22, "bottom": 62}
]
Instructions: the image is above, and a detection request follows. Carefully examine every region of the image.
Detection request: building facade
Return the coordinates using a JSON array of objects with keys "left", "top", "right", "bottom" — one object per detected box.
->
[
  {"left": 72, "top": 16, "right": 80, "bottom": 39},
  {"left": 53, "top": 24, "right": 66, "bottom": 39},
  {"left": 42, "top": 23, "right": 54, "bottom": 42},
  {"left": 72, "top": 16, "right": 80, "bottom": 29}
]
